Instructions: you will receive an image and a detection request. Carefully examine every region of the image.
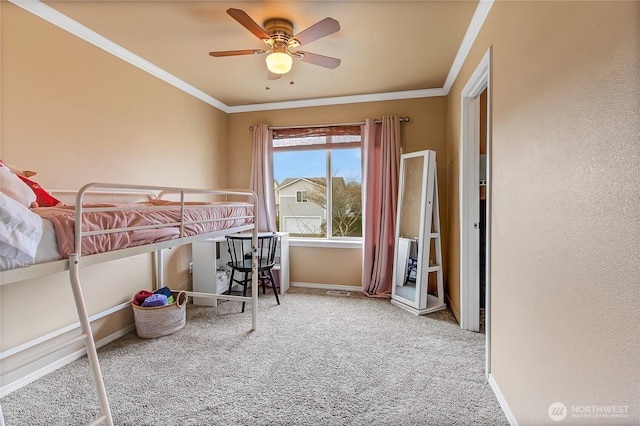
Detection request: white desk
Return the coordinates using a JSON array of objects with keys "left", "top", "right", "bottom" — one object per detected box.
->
[{"left": 191, "top": 232, "right": 289, "bottom": 306}]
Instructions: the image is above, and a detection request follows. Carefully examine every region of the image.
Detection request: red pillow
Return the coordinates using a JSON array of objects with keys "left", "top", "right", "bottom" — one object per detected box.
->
[{"left": 16, "top": 175, "right": 64, "bottom": 207}]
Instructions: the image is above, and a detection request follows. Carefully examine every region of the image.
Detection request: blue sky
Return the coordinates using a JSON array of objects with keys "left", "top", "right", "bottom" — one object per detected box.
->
[{"left": 274, "top": 149, "right": 361, "bottom": 183}]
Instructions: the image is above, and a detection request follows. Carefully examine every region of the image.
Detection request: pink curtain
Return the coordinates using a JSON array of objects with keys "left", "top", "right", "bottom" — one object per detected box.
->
[
  {"left": 361, "top": 116, "right": 401, "bottom": 297},
  {"left": 249, "top": 123, "right": 277, "bottom": 232}
]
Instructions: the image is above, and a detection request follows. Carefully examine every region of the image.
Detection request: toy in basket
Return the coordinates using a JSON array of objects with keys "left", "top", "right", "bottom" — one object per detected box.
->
[{"left": 132, "top": 289, "right": 188, "bottom": 338}]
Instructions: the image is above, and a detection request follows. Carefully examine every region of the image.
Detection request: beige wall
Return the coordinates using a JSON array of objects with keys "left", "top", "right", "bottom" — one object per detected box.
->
[
  {"left": 226, "top": 98, "right": 447, "bottom": 287},
  {"left": 291, "top": 247, "right": 362, "bottom": 287},
  {"left": 0, "top": 2, "right": 227, "bottom": 384},
  {"left": 446, "top": 1, "right": 639, "bottom": 423}
]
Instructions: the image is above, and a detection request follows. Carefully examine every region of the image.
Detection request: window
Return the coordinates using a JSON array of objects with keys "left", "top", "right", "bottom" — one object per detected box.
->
[
  {"left": 273, "top": 125, "right": 362, "bottom": 239},
  {"left": 296, "top": 190, "right": 308, "bottom": 203}
]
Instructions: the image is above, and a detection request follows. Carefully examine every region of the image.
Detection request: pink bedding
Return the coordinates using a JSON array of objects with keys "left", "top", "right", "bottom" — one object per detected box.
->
[{"left": 34, "top": 200, "right": 253, "bottom": 258}]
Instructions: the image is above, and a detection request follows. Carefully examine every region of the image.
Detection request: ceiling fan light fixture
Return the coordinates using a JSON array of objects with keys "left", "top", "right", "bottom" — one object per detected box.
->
[
  {"left": 211, "top": 9, "right": 341, "bottom": 76},
  {"left": 266, "top": 51, "right": 293, "bottom": 74}
]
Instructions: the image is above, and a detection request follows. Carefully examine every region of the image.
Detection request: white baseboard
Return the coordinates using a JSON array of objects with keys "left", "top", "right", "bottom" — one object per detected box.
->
[
  {"left": 488, "top": 373, "right": 518, "bottom": 426},
  {"left": 0, "top": 325, "right": 135, "bottom": 398},
  {"left": 1, "top": 301, "right": 132, "bottom": 361},
  {"left": 290, "top": 282, "right": 361, "bottom": 292}
]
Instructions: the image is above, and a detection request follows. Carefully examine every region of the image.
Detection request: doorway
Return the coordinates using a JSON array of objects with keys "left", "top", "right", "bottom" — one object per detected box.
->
[
  {"left": 479, "top": 88, "right": 488, "bottom": 332},
  {"left": 460, "top": 48, "right": 492, "bottom": 372}
]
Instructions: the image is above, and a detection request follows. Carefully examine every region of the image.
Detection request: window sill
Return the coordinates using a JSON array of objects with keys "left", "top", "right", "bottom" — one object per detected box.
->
[{"left": 289, "top": 238, "right": 363, "bottom": 249}]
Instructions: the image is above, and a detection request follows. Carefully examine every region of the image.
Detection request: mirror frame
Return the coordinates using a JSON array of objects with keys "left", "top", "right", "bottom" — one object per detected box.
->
[{"left": 392, "top": 150, "right": 431, "bottom": 309}]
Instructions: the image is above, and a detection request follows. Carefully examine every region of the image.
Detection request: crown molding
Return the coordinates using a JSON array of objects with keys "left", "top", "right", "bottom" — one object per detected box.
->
[
  {"left": 11, "top": 0, "right": 493, "bottom": 113},
  {"left": 443, "top": 0, "right": 494, "bottom": 94},
  {"left": 226, "top": 88, "right": 447, "bottom": 113}
]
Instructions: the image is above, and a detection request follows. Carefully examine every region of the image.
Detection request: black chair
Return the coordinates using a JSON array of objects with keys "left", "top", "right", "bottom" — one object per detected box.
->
[{"left": 225, "top": 233, "right": 280, "bottom": 312}]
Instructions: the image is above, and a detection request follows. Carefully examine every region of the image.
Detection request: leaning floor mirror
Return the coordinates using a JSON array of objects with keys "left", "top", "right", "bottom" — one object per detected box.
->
[{"left": 391, "top": 150, "right": 446, "bottom": 315}]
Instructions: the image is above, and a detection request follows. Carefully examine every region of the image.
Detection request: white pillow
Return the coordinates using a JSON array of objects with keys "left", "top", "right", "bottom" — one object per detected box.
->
[
  {"left": 0, "top": 192, "right": 43, "bottom": 266},
  {"left": 0, "top": 162, "right": 36, "bottom": 207}
]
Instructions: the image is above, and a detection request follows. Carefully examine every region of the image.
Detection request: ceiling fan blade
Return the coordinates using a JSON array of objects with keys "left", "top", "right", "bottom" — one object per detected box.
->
[
  {"left": 226, "top": 8, "right": 272, "bottom": 44},
  {"left": 209, "top": 49, "right": 267, "bottom": 57},
  {"left": 295, "top": 51, "right": 341, "bottom": 69},
  {"left": 292, "top": 17, "right": 340, "bottom": 46},
  {"left": 267, "top": 71, "right": 282, "bottom": 80}
]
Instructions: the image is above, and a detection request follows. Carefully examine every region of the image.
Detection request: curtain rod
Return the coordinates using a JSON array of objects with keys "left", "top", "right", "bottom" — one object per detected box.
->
[{"left": 249, "top": 116, "right": 410, "bottom": 131}]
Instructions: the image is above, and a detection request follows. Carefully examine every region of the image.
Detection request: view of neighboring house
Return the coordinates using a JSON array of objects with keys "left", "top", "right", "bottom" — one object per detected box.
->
[
  {"left": 275, "top": 176, "right": 352, "bottom": 237},
  {"left": 276, "top": 177, "right": 327, "bottom": 235}
]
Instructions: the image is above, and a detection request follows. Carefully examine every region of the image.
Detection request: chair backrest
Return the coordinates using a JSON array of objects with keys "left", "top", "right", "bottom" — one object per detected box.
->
[{"left": 225, "top": 233, "right": 279, "bottom": 271}]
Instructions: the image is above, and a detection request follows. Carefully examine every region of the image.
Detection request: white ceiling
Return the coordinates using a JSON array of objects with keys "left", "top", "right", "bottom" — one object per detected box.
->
[{"left": 32, "top": 1, "right": 484, "bottom": 111}]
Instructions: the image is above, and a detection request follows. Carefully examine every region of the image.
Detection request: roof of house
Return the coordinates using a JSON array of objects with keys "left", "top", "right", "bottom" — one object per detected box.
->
[{"left": 276, "top": 177, "right": 346, "bottom": 191}]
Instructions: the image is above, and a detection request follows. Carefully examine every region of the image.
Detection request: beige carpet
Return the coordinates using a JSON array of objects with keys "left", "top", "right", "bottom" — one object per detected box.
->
[{"left": 1, "top": 288, "right": 507, "bottom": 425}]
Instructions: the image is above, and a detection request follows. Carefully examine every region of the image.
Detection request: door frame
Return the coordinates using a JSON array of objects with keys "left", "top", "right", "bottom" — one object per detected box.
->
[{"left": 460, "top": 48, "right": 492, "bottom": 372}]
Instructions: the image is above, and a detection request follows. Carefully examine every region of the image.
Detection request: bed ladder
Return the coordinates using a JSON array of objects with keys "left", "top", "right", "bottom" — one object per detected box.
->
[
  {"left": 0, "top": 255, "right": 112, "bottom": 426},
  {"left": 69, "top": 254, "right": 114, "bottom": 426}
]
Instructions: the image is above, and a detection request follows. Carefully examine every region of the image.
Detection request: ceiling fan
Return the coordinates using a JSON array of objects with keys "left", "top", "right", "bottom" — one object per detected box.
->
[{"left": 209, "top": 8, "right": 341, "bottom": 79}]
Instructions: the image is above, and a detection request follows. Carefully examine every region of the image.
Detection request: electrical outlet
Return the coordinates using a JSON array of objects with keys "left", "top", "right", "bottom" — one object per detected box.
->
[{"left": 189, "top": 262, "right": 193, "bottom": 273}]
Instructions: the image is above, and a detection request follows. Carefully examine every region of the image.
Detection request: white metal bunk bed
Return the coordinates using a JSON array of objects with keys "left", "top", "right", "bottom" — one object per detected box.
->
[{"left": 0, "top": 182, "right": 260, "bottom": 426}]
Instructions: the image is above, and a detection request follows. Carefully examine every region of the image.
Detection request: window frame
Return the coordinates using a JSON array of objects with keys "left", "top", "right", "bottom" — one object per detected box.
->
[
  {"left": 273, "top": 126, "right": 363, "bottom": 242},
  {"left": 295, "top": 190, "right": 308, "bottom": 203}
]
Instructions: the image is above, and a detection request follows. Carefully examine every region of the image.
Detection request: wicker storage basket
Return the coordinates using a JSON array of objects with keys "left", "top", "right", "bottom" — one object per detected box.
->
[{"left": 132, "top": 290, "right": 188, "bottom": 339}]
